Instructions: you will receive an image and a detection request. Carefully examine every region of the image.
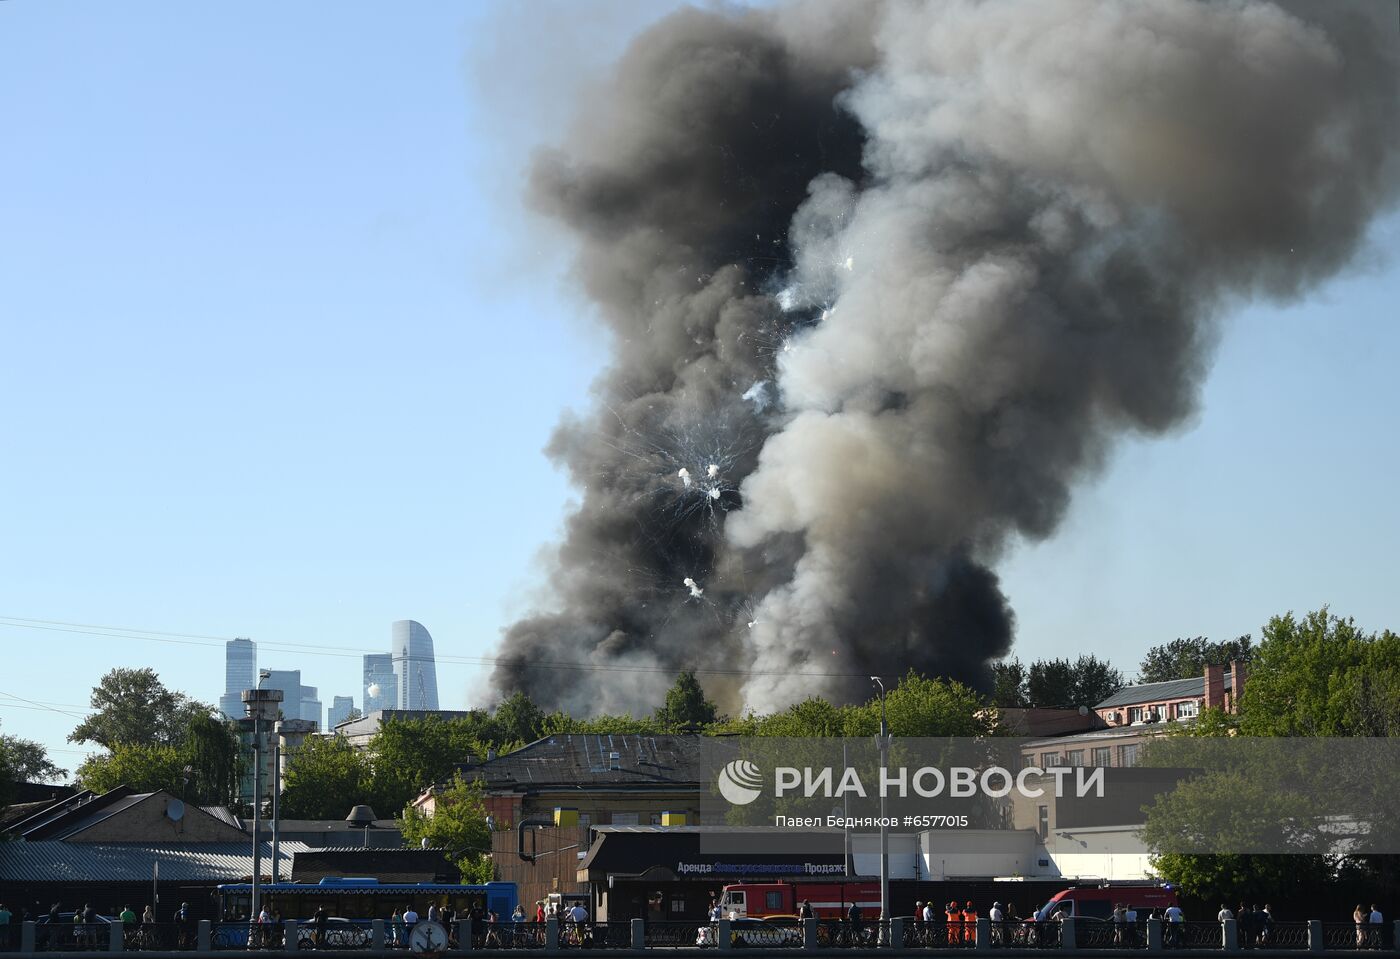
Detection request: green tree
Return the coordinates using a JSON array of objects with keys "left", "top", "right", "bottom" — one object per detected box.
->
[
  {"left": 76, "top": 743, "right": 189, "bottom": 795},
  {"left": 1026, "top": 655, "right": 1124, "bottom": 708},
  {"left": 493, "top": 692, "right": 547, "bottom": 746},
  {"left": 1150, "top": 852, "right": 1332, "bottom": 902},
  {"left": 70, "top": 667, "right": 212, "bottom": 749},
  {"left": 1238, "top": 609, "right": 1400, "bottom": 737},
  {"left": 370, "top": 716, "right": 495, "bottom": 812},
  {"left": 1137, "top": 635, "right": 1253, "bottom": 684},
  {"left": 1, "top": 725, "right": 67, "bottom": 808},
  {"left": 655, "top": 672, "right": 718, "bottom": 729},
  {"left": 860, "top": 671, "right": 989, "bottom": 737},
  {"left": 280, "top": 735, "right": 375, "bottom": 820},
  {"left": 990, "top": 659, "right": 1029, "bottom": 708},
  {"left": 1142, "top": 608, "right": 1400, "bottom": 896},
  {"left": 399, "top": 773, "right": 493, "bottom": 884},
  {"left": 182, "top": 714, "right": 243, "bottom": 806}
]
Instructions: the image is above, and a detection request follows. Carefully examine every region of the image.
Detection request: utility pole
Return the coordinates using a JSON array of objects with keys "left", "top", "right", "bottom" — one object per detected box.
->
[
  {"left": 271, "top": 740, "right": 282, "bottom": 883},
  {"left": 243, "top": 682, "right": 282, "bottom": 921},
  {"left": 870, "top": 676, "right": 889, "bottom": 943}
]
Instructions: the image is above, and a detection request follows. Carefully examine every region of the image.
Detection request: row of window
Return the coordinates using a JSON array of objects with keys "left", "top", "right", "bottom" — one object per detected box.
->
[
  {"left": 1123, "top": 699, "right": 1199, "bottom": 723},
  {"left": 1022, "top": 743, "right": 1140, "bottom": 770}
]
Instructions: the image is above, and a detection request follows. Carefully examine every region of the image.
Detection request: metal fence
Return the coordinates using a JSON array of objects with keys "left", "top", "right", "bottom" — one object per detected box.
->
[{"left": 6, "top": 915, "right": 1400, "bottom": 954}]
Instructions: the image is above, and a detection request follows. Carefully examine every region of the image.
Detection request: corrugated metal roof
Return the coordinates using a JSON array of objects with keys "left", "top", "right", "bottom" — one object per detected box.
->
[
  {"left": 42, "top": 794, "right": 149, "bottom": 840},
  {"left": 1094, "top": 673, "right": 1233, "bottom": 709},
  {"left": 0, "top": 841, "right": 308, "bottom": 884},
  {"left": 457, "top": 734, "right": 707, "bottom": 791},
  {"left": 200, "top": 806, "right": 244, "bottom": 830}
]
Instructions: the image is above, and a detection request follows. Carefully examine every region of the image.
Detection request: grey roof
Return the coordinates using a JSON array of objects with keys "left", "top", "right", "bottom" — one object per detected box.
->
[
  {"left": 1094, "top": 672, "right": 1233, "bottom": 710},
  {"left": 1021, "top": 724, "right": 1164, "bottom": 748},
  {"left": 8, "top": 787, "right": 135, "bottom": 840},
  {"left": 0, "top": 840, "right": 308, "bottom": 884},
  {"left": 457, "top": 734, "right": 707, "bottom": 792},
  {"left": 200, "top": 806, "right": 244, "bottom": 830}
]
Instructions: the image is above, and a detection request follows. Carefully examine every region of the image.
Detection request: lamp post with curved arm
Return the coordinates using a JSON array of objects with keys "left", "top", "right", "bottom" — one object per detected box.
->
[{"left": 871, "top": 676, "right": 889, "bottom": 943}]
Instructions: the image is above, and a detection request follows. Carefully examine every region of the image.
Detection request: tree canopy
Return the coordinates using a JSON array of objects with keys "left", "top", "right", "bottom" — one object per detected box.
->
[
  {"left": 655, "top": 671, "right": 719, "bottom": 728},
  {"left": 990, "top": 655, "right": 1124, "bottom": 709},
  {"left": 400, "top": 773, "right": 493, "bottom": 884},
  {"left": 1142, "top": 607, "right": 1399, "bottom": 900},
  {"left": 69, "top": 667, "right": 213, "bottom": 750},
  {"left": 1137, "top": 635, "right": 1253, "bottom": 684}
]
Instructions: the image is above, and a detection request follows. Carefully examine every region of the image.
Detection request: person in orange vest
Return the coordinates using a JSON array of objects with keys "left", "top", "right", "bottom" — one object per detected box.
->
[
  {"left": 963, "top": 901, "right": 979, "bottom": 945},
  {"left": 946, "top": 901, "right": 963, "bottom": 944}
]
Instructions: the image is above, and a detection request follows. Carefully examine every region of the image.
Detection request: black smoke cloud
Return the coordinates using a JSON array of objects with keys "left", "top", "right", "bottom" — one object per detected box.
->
[{"left": 491, "top": 0, "right": 1399, "bottom": 716}]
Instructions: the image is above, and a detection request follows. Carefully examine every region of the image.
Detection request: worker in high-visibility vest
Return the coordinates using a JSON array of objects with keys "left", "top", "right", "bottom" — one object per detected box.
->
[
  {"left": 963, "top": 901, "right": 978, "bottom": 944},
  {"left": 946, "top": 901, "right": 963, "bottom": 944}
]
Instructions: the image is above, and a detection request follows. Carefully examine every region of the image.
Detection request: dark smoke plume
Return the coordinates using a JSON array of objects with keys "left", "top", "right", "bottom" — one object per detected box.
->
[{"left": 492, "top": 0, "right": 1399, "bottom": 716}]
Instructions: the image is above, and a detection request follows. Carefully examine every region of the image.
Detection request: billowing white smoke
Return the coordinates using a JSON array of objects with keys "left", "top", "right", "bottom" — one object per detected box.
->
[{"left": 495, "top": 0, "right": 1399, "bottom": 717}]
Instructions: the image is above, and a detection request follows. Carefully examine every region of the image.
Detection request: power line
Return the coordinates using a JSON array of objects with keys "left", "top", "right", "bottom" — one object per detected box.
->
[
  {"left": 0, "top": 615, "right": 879, "bottom": 679},
  {"left": 0, "top": 688, "right": 87, "bottom": 720}
]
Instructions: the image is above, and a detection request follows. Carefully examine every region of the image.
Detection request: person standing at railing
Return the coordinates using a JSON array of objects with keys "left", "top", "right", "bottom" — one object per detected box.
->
[
  {"left": 945, "top": 900, "right": 961, "bottom": 946},
  {"left": 964, "top": 901, "right": 978, "bottom": 946},
  {"left": 1125, "top": 905, "right": 1138, "bottom": 949},
  {"left": 989, "top": 901, "right": 1005, "bottom": 947},
  {"left": 311, "top": 906, "right": 327, "bottom": 950},
  {"left": 1354, "top": 905, "right": 1367, "bottom": 949},
  {"left": 1259, "top": 905, "right": 1273, "bottom": 946},
  {"left": 1367, "top": 904, "right": 1384, "bottom": 950},
  {"left": 1164, "top": 903, "right": 1183, "bottom": 948}
]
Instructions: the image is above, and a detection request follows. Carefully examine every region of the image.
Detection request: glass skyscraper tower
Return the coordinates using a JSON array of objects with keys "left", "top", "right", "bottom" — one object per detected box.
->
[
  {"left": 363, "top": 653, "right": 397, "bottom": 712},
  {"left": 391, "top": 620, "right": 439, "bottom": 710},
  {"left": 219, "top": 637, "right": 256, "bottom": 720}
]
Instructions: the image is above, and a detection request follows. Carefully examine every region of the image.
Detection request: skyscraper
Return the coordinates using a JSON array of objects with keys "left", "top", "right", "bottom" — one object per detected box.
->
[
  {"left": 327, "top": 695, "right": 356, "bottom": 730},
  {"left": 261, "top": 669, "right": 303, "bottom": 722},
  {"left": 391, "top": 620, "right": 439, "bottom": 710},
  {"left": 363, "top": 653, "right": 397, "bottom": 713},
  {"left": 299, "top": 685, "right": 322, "bottom": 727},
  {"left": 219, "top": 637, "right": 256, "bottom": 720}
]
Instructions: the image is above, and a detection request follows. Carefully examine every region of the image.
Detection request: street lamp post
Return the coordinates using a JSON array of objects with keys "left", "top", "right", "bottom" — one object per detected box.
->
[
  {"left": 243, "top": 682, "right": 282, "bottom": 921},
  {"left": 870, "top": 676, "right": 889, "bottom": 945}
]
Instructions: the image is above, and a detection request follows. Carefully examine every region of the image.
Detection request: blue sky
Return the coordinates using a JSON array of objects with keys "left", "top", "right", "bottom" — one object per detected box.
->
[{"left": 2, "top": 2, "right": 1397, "bottom": 773}]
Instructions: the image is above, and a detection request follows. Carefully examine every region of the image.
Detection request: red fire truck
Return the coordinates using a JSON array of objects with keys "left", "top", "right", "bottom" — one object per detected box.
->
[{"left": 719, "top": 881, "right": 881, "bottom": 919}]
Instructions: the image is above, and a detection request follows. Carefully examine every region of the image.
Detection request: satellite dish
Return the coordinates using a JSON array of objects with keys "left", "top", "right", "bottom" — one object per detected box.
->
[{"left": 167, "top": 799, "right": 186, "bottom": 822}]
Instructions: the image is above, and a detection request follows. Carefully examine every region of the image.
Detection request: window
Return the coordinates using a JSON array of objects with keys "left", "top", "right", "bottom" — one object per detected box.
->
[
  {"left": 610, "top": 812, "right": 639, "bottom": 826},
  {"left": 1118, "top": 743, "right": 1140, "bottom": 767},
  {"left": 1176, "top": 700, "right": 1199, "bottom": 719},
  {"left": 1127, "top": 706, "right": 1144, "bottom": 723},
  {"left": 578, "top": 812, "right": 591, "bottom": 827},
  {"left": 766, "top": 892, "right": 784, "bottom": 911},
  {"left": 650, "top": 813, "right": 662, "bottom": 825},
  {"left": 1022, "top": 754, "right": 1036, "bottom": 770},
  {"left": 1067, "top": 750, "right": 1084, "bottom": 767},
  {"left": 1037, "top": 804, "right": 1049, "bottom": 841},
  {"left": 1041, "top": 751, "right": 1062, "bottom": 767},
  {"left": 1092, "top": 747, "right": 1111, "bottom": 767}
]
